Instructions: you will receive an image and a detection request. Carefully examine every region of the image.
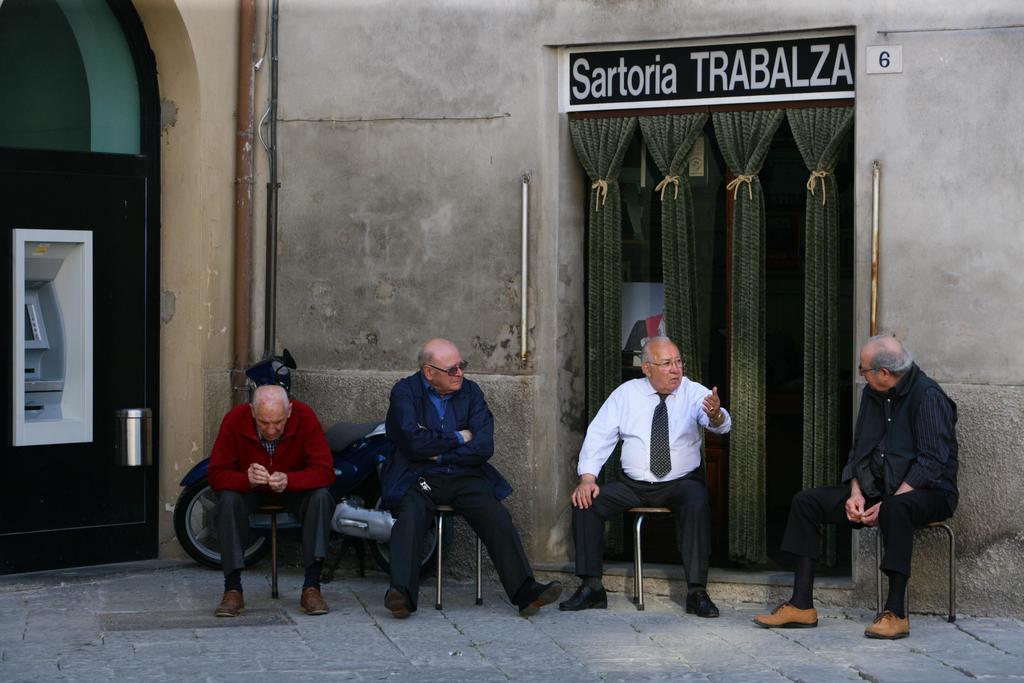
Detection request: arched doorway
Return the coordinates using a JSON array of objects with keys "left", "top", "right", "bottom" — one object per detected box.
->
[{"left": 0, "top": 0, "right": 160, "bottom": 572}]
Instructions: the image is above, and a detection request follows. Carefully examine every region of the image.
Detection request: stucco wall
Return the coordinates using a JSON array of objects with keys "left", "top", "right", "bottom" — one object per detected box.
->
[
  {"left": 849, "top": 383, "right": 1024, "bottom": 618},
  {"left": 167, "top": 0, "right": 1024, "bottom": 615},
  {"left": 136, "top": 0, "right": 237, "bottom": 558}
]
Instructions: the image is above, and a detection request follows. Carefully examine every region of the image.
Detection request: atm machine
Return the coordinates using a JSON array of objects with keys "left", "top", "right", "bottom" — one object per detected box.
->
[
  {"left": 13, "top": 229, "right": 92, "bottom": 446},
  {"left": 24, "top": 250, "right": 67, "bottom": 420}
]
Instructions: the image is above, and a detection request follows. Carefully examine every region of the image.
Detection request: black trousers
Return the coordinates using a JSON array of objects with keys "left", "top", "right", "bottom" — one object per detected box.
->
[
  {"left": 572, "top": 475, "right": 711, "bottom": 585},
  {"left": 388, "top": 472, "right": 532, "bottom": 610},
  {"left": 217, "top": 487, "right": 334, "bottom": 575},
  {"left": 780, "top": 484, "right": 953, "bottom": 577}
]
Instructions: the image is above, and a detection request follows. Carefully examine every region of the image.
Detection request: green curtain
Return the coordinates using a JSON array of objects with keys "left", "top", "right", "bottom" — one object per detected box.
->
[
  {"left": 712, "top": 109, "right": 785, "bottom": 565},
  {"left": 569, "top": 116, "right": 637, "bottom": 420},
  {"left": 638, "top": 114, "right": 709, "bottom": 383},
  {"left": 570, "top": 116, "right": 636, "bottom": 555},
  {"left": 788, "top": 106, "right": 854, "bottom": 565}
]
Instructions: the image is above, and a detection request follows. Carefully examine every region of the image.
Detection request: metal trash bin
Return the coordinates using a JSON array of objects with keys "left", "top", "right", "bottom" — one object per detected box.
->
[{"left": 115, "top": 408, "right": 152, "bottom": 467}]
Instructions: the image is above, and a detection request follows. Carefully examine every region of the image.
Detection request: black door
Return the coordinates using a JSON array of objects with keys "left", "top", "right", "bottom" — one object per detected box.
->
[{"left": 0, "top": 148, "right": 159, "bottom": 572}]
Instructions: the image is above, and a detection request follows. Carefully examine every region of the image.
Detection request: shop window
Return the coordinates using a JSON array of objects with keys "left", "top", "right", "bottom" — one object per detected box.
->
[{"left": 0, "top": 0, "right": 140, "bottom": 154}]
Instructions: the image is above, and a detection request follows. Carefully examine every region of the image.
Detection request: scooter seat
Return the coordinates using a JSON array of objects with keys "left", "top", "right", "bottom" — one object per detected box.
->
[{"left": 325, "top": 421, "right": 385, "bottom": 453}]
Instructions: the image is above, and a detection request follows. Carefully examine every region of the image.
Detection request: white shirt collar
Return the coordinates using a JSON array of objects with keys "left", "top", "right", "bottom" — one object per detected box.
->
[{"left": 642, "top": 377, "right": 684, "bottom": 397}]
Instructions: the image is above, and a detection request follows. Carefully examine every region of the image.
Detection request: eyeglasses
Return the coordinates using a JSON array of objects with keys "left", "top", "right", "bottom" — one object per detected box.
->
[
  {"left": 648, "top": 358, "right": 683, "bottom": 369},
  {"left": 858, "top": 366, "right": 879, "bottom": 376},
  {"left": 426, "top": 361, "right": 468, "bottom": 377}
]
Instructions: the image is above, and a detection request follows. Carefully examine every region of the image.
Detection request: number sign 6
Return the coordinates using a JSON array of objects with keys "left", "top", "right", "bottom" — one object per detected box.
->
[{"left": 866, "top": 46, "right": 902, "bottom": 74}]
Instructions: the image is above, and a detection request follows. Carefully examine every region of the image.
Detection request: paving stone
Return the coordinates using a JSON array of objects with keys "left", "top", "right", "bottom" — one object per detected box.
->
[
  {"left": 100, "top": 607, "right": 294, "bottom": 631},
  {"left": 706, "top": 672, "right": 792, "bottom": 683},
  {"left": 0, "top": 563, "right": 1021, "bottom": 681}
]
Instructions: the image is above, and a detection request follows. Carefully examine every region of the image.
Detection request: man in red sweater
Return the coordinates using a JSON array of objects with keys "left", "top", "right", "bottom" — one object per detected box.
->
[{"left": 208, "top": 384, "right": 335, "bottom": 617}]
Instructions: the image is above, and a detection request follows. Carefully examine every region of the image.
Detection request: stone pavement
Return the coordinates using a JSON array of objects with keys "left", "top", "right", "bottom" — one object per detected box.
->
[{"left": 1, "top": 560, "right": 1022, "bottom": 682}]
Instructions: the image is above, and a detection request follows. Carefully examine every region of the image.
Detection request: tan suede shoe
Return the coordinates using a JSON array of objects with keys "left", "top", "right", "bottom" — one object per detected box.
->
[
  {"left": 300, "top": 586, "right": 329, "bottom": 615},
  {"left": 753, "top": 602, "right": 818, "bottom": 628},
  {"left": 865, "top": 610, "right": 909, "bottom": 639},
  {"left": 214, "top": 589, "right": 244, "bottom": 617}
]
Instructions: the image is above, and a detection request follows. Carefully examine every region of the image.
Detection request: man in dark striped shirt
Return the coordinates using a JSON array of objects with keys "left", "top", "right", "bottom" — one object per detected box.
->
[{"left": 755, "top": 335, "right": 958, "bottom": 640}]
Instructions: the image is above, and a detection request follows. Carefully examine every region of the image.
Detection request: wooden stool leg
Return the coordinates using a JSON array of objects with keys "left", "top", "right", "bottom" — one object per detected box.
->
[
  {"left": 875, "top": 528, "right": 883, "bottom": 615},
  {"left": 938, "top": 523, "right": 956, "bottom": 622},
  {"left": 435, "top": 514, "right": 445, "bottom": 610},
  {"left": 355, "top": 539, "right": 366, "bottom": 578},
  {"left": 270, "top": 512, "right": 279, "bottom": 599},
  {"left": 475, "top": 536, "right": 483, "bottom": 605},
  {"left": 634, "top": 513, "right": 646, "bottom": 611}
]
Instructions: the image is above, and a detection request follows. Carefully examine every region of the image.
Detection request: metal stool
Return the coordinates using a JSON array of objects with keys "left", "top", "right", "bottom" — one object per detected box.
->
[
  {"left": 875, "top": 520, "right": 956, "bottom": 622},
  {"left": 434, "top": 505, "right": 483, "bottom": 610},
  {"left": 630, "top": 507, "right": 672, "bottom": 611},
  {"left": 256, "top": 504, "right": 286, "bottom": 599}
]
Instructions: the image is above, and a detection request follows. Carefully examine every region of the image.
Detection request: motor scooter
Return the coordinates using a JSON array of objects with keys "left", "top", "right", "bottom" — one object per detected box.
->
[{"left": 173, "top": 420, "right": 439, "bottom": 576}]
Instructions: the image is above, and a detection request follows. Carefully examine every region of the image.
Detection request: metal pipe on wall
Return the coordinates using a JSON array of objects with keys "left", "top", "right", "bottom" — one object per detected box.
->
[
  {"left": 263, "top": 0, "right": 280, "bottom": 357},
  {"left": 870, "top": 161, "right": 881, "bottom": 336},
  {"left": 231, "top": 0, "right": 257, "bottom": 405},
  {"left": 520, "top": 173, "right": 531, "bottom": 363}
]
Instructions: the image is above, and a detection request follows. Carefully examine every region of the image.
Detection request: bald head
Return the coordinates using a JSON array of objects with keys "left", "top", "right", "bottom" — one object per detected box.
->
[
  {"left": 250, "top": 384, "right": 291, "bottom": 441},
  {"left": 418, "top": 338, "right": 459, "bottom": 368},
  {"left": 252, "top": 384, "right": 289, "bottom": 411},
  {"left": 858, "top": 335, "right": 913, "bottom": 392},
  {"left": 418, "top": 338, "right": 465, "bottom": 396},
  {"left": 641, "top": 336, "right": 683, "bottom": 394},
  {"left": 641, "top": 336, "right": 678, "bottom": 365},
  {"left": 861, "top": 335, "right": 913, "bottom": 375}
]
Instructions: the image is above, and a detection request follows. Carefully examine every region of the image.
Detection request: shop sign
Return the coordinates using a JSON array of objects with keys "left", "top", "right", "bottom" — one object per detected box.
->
[{"left": 561, "top": 31, "right": 855, "bottom": 112}]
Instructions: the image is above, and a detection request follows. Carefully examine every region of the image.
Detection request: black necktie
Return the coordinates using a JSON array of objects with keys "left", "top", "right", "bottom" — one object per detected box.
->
[{"left": 650, "top": 393, "right": 670, "bottom": 478}]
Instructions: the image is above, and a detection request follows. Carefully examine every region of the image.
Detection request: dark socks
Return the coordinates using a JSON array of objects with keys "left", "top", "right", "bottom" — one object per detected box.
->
[
  {"left": 304, "top": 560, "right": 323, "bottom": 590},
  {"left": 789, "top": 555, "right": 815, "bottom": 609},
  {"left": 582, "top": 576, "right": 604, "bottom": 591},
  {"left": 884, "top": 570, "right": 908, "bottom": 618},
  {"left": 224, "top": 569, "right": 242, "bottom": 593},
  {"left": 687, "top": 583, "right": 705, "bottom": 596}
]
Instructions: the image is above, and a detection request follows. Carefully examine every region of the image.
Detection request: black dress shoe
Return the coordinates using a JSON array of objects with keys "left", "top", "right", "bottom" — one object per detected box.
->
[
  {"left": 559, "top": 585, "right": 608, "bottom": 611},
  {"left": 517, "top": 580, "right": 563, "bottom": 616},
  {"left": 685, "top": 589, "right": 719, "bottom": 618}
]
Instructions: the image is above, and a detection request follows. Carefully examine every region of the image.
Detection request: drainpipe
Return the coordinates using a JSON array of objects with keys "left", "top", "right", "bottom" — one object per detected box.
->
[
  {"left": 263, "top": 0, "right": 280, "bottom": 357},
  {"left": 231, "top": 0, "right": 257, "bottom": 405}
]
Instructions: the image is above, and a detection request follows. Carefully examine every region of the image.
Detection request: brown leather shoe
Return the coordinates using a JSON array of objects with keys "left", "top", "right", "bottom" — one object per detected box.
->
[
  {"left": 300, "top": 586, "right": 329, "bottom": 615},
  {"left": 753, "top": 602, "right": 817, "bottom": 628},
  {"left": 385, "top": 587, "right": 413, "bottom": 619},
  {"left": 214, "top": 589, "right": 244, "bottom": 617},
  {"left": 865, "top": 610, "right": 909, "bottom": 639},
  {"left": 517, "top": 580, "right": 563, "bottom": 617}
]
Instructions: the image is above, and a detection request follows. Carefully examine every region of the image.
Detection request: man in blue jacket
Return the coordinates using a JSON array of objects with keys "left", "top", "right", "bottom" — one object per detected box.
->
[{"left": 380, "top": 338, "right": 561, "bottom": 618}]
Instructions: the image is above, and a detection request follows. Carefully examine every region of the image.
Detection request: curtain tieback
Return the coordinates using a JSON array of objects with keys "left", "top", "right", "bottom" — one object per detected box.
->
[
  {"left": 654, "top": 175, "right": 680, "bottom": 201},
  {"left": 726, "top": 174, "right": 755, "bottom": 201},
  {"left": 806, "top": 169, "right": 831, "bottom": 206},
  {"left": 591, "top": 179, "right": 609, "bottom": 209}
]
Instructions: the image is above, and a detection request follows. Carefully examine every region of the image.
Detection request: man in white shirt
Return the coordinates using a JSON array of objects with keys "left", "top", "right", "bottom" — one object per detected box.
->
[{"left": 559, "top": 336, "right": 731, "bottom": 616}]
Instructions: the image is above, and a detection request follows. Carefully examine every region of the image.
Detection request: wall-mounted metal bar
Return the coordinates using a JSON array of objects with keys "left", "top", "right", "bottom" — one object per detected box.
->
[
  {"left": 870, "top": 161, "right": 881, "bottom": 336},
  {"left": 520, "top": 173, "right": 531, "bottom": 363},
  {"left": 879, "top": 23, "right": 1023, "bottom": 36}
]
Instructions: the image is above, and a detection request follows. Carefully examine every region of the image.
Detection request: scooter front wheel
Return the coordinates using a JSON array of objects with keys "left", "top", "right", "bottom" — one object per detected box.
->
[{"left": 173, "top": 480, "right": 271, "bottom": 569}]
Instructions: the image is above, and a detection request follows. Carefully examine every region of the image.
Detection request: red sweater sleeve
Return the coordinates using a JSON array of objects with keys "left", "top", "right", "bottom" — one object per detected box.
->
[
  {"left": 208, "top": 406, "right": 256, "bottom": 492},
  {"left": 281, "top": 404, "right": 335, "bottom": 491}
]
